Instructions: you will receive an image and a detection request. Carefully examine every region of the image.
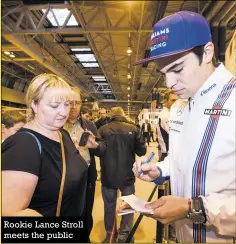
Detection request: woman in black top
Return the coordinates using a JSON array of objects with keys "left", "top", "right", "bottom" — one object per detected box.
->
[{"left": 2, "top": 74, "right": 98, "bottom": 217}]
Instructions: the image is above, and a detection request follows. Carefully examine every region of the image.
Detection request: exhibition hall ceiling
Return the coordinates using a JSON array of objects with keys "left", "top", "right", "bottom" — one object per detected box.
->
[{"left": 1, "top": 0, "right": 236, "bottom": 116}]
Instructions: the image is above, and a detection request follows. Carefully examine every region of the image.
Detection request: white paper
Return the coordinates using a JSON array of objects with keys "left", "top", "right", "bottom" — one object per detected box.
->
[
  {"left": 120, "top": 194, "right": 154, "bottom": 214},
  {"left": 117, "top": 208, "right": 136, "bottom": 216}
]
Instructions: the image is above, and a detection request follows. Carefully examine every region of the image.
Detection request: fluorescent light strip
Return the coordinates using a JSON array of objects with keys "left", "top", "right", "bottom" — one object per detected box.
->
[
  {"left": 82, "top": 63, "right": 99, "bottom": 68},
  {"left": 71, "top": 48, "right": 91, "bottom": 51}
]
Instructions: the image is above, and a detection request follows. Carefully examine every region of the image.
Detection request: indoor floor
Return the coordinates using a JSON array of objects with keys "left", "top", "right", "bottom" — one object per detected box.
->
[{"left": 91, "top": 141, "right": 160, "bottom": 243}]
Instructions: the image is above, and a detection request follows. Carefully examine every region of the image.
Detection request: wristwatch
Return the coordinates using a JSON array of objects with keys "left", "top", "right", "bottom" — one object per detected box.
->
[{"left": 186, "top": 197, "right": 206, "bottom": 224}]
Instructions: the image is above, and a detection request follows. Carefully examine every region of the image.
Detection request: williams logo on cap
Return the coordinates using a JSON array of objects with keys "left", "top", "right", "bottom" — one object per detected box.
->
[{"left": 135, "top": 11, "right": 212, "bottom": 66}]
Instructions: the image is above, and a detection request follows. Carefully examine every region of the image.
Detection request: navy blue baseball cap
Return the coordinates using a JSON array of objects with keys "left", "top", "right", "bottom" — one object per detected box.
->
[{"left": 135, "top": 11, "right": 212, "bottom": 66}]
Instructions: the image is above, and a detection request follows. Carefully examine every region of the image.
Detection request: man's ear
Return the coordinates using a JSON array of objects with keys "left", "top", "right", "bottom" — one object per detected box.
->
[
  {"left": 203, "top": 42, "right": 215, "bottom": 64},
  {"left": 31, "top": 100, "right": 38, "bottom": 114},
  {"left": 2, "top": 124, "right": 6, "bottom": 133}
]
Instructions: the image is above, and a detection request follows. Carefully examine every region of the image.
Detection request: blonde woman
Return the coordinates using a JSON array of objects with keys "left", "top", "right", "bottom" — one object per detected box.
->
[{"left": 2, "top": 74, "right": 88, "bottom": 217}]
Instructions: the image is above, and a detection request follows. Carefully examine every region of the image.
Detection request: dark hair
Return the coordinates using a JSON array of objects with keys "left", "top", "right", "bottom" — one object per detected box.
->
[
  {"left": 191, "top": 45, "right": 205, "bottom": 65},
  {"left": 80, "top": 106, "right": 92, "bottom": 116},
  {"left": 2, "top": 111, "right": 26, "bottom": 128},
  {"left": 192, "top": 44, "right": 216, "bottom": 65}
]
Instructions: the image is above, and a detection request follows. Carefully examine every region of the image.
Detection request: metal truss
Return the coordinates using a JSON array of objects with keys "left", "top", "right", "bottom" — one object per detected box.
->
[
  {"left": 2, "top": 3, "right": 152, "bottom": 35},
  {"left": 2, "top": 63, "right": 35, "bottom": 83},
  {"left": 1, "top": 1, "right": 155, "bottom": 106}
]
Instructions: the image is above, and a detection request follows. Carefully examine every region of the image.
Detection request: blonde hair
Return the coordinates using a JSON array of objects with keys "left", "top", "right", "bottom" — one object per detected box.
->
[
  {"left": 111, "top": 107, "right": 125, "bottom": 117},
  {"left": 71, "top": 87, "right": 82, "bottom": 101},
  {"left": 25, "top": 73, "right": 71, "bottom": 121}
]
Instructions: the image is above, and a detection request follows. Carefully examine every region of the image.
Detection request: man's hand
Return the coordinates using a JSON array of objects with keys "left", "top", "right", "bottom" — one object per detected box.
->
[
  {"left": 132, "top": 156, "right": 160, "bottom": 182},
  {"left": 85, "top": 130, "right": 99, "bottom": 149},
  {"left": 144, "top": 196, "right": 189, "bottom": 224},
  {"left": 70, "top": 131, "right": 99, "bottom": 150}
]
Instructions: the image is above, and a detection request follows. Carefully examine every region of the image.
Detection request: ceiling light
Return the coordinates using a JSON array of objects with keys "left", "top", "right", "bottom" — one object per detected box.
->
[
  {"left": 9, "top": 54, "right": 15, "bottom": 58},
  {"left": 127, "top": 86, "right": 130, "bottom": 90},
  {"left": 85, "top": 99, "right": 88, "bottom": 102},
  {"left": 127, "top": 47, "right": 132, "bottom": 55},
  {"left": 127, "top": 73, "right": 131, "bottom": 79},
  {"left": 127, "top": 94, "right": 130, "bottom": 97},
  {"left": 4, "top": 51, "right": 10, "bottom": 55}
]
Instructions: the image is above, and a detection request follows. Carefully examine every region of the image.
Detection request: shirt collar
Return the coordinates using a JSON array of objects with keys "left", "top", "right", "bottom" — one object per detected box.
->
[
  {"left": 188, "top": 63, "right": 233, "bottom": 111},
  {"left": 192, "top": 63, "right": 232, "bottom": 100}
]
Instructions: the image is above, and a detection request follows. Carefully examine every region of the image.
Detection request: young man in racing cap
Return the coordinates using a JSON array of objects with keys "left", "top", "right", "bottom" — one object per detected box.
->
[{"left": 133, "top": 11, "right": 235, "bottom": 242}]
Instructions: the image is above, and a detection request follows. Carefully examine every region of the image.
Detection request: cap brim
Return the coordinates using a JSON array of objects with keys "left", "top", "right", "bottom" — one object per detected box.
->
[{"left": 134, "top": 47, "right": 194, "bottom": 66}]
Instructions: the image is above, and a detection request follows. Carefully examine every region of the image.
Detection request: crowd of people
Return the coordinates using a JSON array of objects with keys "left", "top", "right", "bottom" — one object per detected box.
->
[{"left": 1, "top": 10, "right": 235, "bottom": 244}]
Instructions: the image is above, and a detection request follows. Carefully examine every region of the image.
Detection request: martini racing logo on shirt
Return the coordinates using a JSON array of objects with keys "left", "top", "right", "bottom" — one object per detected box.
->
[
  {"left": 201, "top": 83, "right": 216, "bottom": 96},
  {"left": 204, "top": 105, "right": 232, "bottom": 119}
]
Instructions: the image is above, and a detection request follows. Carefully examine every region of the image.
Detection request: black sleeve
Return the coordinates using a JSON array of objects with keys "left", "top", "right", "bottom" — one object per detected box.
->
[
  {"left": 2, "top": 133, "right": 41, "bottom": 176},
  {"left": 141, "top": 124, "right": 144, "bottom": 133},
  {"left": 134, "top": 128, "right": 147, "bottom": 156}
]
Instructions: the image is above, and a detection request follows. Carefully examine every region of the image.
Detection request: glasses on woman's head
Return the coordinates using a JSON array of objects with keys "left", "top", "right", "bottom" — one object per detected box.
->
[{"left": 70, "top": 101, "right": 82, "bottom": 107}]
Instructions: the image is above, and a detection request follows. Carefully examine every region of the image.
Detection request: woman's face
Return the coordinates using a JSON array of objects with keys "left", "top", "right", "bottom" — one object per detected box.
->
[{"left": 32, "top": 87, "right": 70, "bottom": 130}]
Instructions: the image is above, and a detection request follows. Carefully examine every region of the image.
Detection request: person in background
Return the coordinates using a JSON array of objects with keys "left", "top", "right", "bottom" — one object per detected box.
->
[
  {"left": 95, "top": 107, "right": 110, "bottom": 129},
  {"left": 150, "top": 121, "right": 156, "bottom": 142},
  {"left": 154, "top": 92, "right": 178, "bottom": 241},
  {"left": 2, "top": 74, "right": 88, "bottom": 218},
  {"left": 98, "top": 107, "right": 146, "bottom": 243},
  {"left": 64, "top": 87, "right": 106, "bottom": 243},
  {"left": 94, "top": 107, "right": 111, "bottom": 181},
  {"left": 156, "top": 92, "right": 178, "bottom": 161},
  {"left": 133, "top": 11, "right": 236, "bottom": 242},
  {"left": 141, "top": 119, "right": 151, "bottom": 146},
  {"left": 2, "top": 110, "right": 26, "bottom": 142},
  {"left": 136, "top": 122, "right": 141, "bottom": 129},
  {"left": 81, "top": 106, "right": 93, "bottom": 121}
]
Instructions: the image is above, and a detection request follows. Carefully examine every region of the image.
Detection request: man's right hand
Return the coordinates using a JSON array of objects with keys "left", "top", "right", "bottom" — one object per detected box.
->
[{"left": 132, "top": 156, "right": 160, "bottom": 182}]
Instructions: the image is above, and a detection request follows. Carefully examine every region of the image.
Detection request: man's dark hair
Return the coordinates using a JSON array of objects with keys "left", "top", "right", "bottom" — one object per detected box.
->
[
  {"left": 192, "top": 44, "right": 216, "bottom": 65},
  {"left": 191, "top": 45, "right": 205, "bottom": 65},
  {"left": 80, "top": 106, "right": 92, "bottom": 116},
  {"left": 2, "top": 111, "right": 26, "bottom": 128}
]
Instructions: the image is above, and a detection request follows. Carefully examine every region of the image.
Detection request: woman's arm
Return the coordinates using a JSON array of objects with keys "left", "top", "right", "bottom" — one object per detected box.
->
[{"left": 2, "top": 171, "right": 42, "bottom": 216}]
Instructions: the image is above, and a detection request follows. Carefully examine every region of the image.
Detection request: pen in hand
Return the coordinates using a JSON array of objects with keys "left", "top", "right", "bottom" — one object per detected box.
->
[{"left": 138, "top": 152, "right": 155, "bottom": 176}]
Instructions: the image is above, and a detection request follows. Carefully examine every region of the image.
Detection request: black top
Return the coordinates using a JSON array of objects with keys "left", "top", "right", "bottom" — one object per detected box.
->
[
  {"left": 98, "top": 115, "right": 146, "bottom": 189},
  {"left": 79, "top": 118, "right": 106, "bottom": 182},
  {"left": 95, "top": 117, "right": 111, "bottom": 130},
  {"left": 2, "top": 128, "right": 88, "bottom": 217}
]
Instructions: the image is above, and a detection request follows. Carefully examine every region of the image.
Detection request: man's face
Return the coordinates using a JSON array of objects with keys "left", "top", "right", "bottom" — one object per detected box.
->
[
  {"left": 99, "top": 109, "right": 106, "bottom": 118},
  {"left": 2, "top": 122, "right": 25, "bottom": 141},
  {"left": 158, "top": 52, "right": 203, "bottom": 99},
  {"left": 69, "top": 92, "right": 82, "bottom": 119},
  {"left": 82, "top": 113, "right": 91, "bottom": 120}
]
